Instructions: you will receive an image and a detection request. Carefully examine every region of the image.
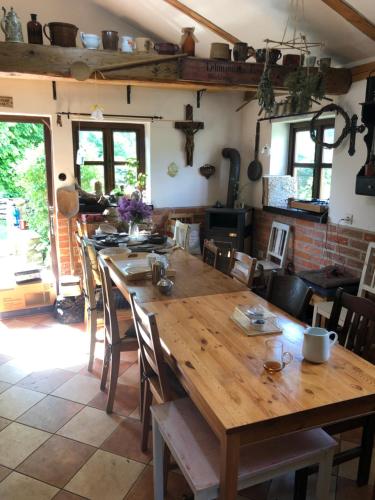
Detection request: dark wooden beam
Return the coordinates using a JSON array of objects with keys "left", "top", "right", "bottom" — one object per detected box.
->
[
  {"left": 351, "top": 61, "right": 375, "bottom": 82},
  {"left": 321, "top": 0, "right": 375, "bottom": 41},
  {"left": 163, "top": 0, "right": 240, "bottom": 44},
  {"left": 0, "top": 43, "right": 352, "bottom": 95}
]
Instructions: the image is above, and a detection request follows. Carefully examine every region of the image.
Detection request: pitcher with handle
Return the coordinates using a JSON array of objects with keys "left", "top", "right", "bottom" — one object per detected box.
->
[
  {"left": 1, "top": 6, "right": 24, "bottom": 42},
  {"left": 302, "top": 327, "right": 338, "bottom": 363}
]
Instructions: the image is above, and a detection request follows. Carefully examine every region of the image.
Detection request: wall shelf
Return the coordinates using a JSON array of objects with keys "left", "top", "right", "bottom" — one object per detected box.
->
[{"left": 263, "top": 205, "right": 328, "bottom": 223}]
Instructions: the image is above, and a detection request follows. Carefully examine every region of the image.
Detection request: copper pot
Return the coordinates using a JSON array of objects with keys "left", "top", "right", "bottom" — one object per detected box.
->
[{"left": 43, "top": 22, "right": 78, "bottom": 47}]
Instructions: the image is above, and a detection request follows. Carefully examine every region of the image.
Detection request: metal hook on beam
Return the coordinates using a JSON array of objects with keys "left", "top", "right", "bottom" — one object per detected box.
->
[
  {"left": 127, "top": 85, "right": 131, "bottom": 105},
  {"left": 52, "top": 81, "right": 57, "bottom": 101}
]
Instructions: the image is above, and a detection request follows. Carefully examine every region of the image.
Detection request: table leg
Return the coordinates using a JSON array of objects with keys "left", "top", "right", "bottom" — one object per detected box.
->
[
  {"left": 152, "top": 414, "right": 165, "bottom": 500},
  {"left": 219, "top": 433, "right": 240, "bottom": 500}
]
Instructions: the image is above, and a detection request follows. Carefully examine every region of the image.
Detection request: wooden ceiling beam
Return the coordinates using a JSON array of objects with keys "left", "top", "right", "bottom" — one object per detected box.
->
[
  {"left": 162, "top": 0, "right": 240, "bottom": 44},
  {"left": 320, "top": 0, "right": 375, "bottom": 41},
  {"left": 350, "top": 60, "right": 375, "bottom": 82}
]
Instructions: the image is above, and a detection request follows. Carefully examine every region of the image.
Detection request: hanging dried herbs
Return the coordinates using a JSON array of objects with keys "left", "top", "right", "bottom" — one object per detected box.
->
[
  {"left": 284, "top": 67, "right": 325, "bottom": 113},
  {"left": 257, "top": 66, "right": 275, "bottom": 115}
]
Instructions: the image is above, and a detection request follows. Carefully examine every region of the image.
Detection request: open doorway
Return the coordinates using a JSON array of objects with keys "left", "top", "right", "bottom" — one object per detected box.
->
[{"left": 0, "top": 115, "right": 57, "bottom": 314}]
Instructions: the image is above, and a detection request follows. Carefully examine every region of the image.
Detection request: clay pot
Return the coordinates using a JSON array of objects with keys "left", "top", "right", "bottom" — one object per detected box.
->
[
  {"left": 154, "top": 42, "right": 179, "bottom": 55},
  {"left": 43, "top": 22, "right": 78, "bottom": 47},
  {"left": 210, "top": 43, "right": 231, "bottom": 60},
  {"left": 283, "top": 53, "right": 304, "bottom": 66}
]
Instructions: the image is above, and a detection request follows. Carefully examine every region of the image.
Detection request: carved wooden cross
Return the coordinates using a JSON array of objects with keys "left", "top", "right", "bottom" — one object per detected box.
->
[{"left": 175, "top": 104, "right": 204, "bottom": 166}]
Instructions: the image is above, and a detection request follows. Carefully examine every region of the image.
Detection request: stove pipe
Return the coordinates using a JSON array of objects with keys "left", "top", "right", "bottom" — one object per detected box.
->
[{"left": 222, "top": 148, "right": 240, "bottom": 208}]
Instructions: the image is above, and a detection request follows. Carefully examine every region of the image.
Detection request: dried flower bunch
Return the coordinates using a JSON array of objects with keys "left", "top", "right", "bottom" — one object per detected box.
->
[{"left": 118, "top": 197, "right": 152, "bottom": 223}]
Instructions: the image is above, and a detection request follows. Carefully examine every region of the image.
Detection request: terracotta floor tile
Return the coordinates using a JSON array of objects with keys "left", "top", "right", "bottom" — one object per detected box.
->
[
  {"left": 17, "top": 395, "right": 83, "bottom": 433},
  {"left": 0, "top": 422, "right": 51, "bottom": 468},
  {"left": 0, "top": 385, "right": 45, "bottom": 419},
  {"left": 0, "top": 358, "right": 32, "bottom": 383},
  {"left": 0, "top": 416, "right": 10, "bottom": 432},
  {"left": 17, "top": 368, "right": 75, "bottom": 393},
  {"left": 0, "top": 471, "right": 58, "bottom": 499},
  {"left": 57, "top": 406, "right": 122, "bottom": 447},
  {"left": 335, "top": 476, "right": 373, "bottom": 499},
  {"left": 118, "top": 362, "right": 140, "bottom": 388},
  {"left": 0, "top": 465, "right": 11, "bottom": 483},
  {"left": 125, "top": 465, "right": 192, "bottom": 500},
  {"left": 65, "top": 449, "right": 144, "bottom": 500},
  {"left": 121, "top": 350, "right": 139, "bottom": 364},
  {"left": 53, "top": 491, "right": 89, "bottom": 500},
  {"left": 101, "top": 417, "right": 152, "bottom": 464},
  {"left": 88, "top": 382, "right": 139, "bottom": 417},
  {"left": 80, "top": 358, "right": 133, "bottom": 380},
  {"left": 340, "top": 427, "right": 363, "bottom": 445},
  {"left": 52, "top": 374, "right": 101, "bottom": 404},
  {"left": 17, "top": 435, "right": 96, "bottom": 488},
  {"left": 0, "top": 381, "right": 11, "bottom": 394}
]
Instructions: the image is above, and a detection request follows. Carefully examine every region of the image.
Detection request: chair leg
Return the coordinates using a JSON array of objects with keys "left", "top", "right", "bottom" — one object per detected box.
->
[
  {"left": 141, "top": 380, "right": 152, "bottom": 452},
  {"left": 152, "top": 413, "right": 165, "bottom": 500},
  {"left": 294, "top": 468, "right": 308, "bottom": 500},
  {"left": 163, "top": 445, "right": 171, "bottom": 493},
  {"left": 87, "top": 308, "right": 97, "bottom": 372},
  {"left": 138, "top": 349, "right": 144, "bottom": 422},
  {"left": 357, "top": 416, "right": 375, "bottom": 486},
  {"left": 100, "top": 337, "right": 111, "bottom": 391},
  {"left": 316, "top": 450, "right": 334, "bottom": 500},
  {"left": 106, "top": 347, "right": 120, "bottom": 414}
]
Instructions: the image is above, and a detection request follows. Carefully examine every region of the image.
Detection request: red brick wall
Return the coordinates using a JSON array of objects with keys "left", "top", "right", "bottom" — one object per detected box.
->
[{"left": 253, "top": 209, "right": 374, "bottom": 277}]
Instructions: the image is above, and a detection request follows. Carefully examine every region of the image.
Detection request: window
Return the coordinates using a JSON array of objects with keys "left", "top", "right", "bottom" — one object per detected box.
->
[
  {"left": 288, "top": 119, "right": 335, "bottom": 200},
  {"left": 72, "top": 122, "right": 145, "bottom": 194}
]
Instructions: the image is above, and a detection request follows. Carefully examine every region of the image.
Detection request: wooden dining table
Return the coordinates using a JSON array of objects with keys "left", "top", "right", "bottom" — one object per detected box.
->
[{"left": 107, "top": 248, "right": 375, "bottom": 500}]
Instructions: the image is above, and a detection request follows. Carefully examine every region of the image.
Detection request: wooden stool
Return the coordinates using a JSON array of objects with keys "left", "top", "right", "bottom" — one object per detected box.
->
[{"left": 151, "top": 398, "right": 336, "bottom": 500}]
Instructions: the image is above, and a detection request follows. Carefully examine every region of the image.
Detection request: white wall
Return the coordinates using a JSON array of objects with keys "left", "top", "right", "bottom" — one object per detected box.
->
[
  {"left": 238, "top": 82, "right": 375, "bottom": 232},
  {"left": 7, "top": 0, "right": 146, "bottom": 45},
  {"left": 0, "top": 78, "right": 242, "bottom": 208}
]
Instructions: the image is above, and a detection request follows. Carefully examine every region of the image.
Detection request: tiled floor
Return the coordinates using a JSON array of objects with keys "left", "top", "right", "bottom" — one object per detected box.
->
[{"left": 0, "top": 313, "right": 373, "bottom": 500}]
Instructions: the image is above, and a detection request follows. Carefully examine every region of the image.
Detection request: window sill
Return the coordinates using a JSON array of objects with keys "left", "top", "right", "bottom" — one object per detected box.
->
[{"left": 263, "top": 206, "right": 328, "bottom": 224}]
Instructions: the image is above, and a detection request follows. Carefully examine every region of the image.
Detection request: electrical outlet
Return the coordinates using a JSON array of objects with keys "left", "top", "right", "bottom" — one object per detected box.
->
[{"left": 343, "top": 214, "right": 353, "bottom": 225}]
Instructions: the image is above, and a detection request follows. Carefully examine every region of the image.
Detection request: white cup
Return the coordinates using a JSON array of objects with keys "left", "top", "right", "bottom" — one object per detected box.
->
[
  {"left": 135, "top": 37, "right": 153, "bottom": 53},
  {"left": 80, "top": 32, "right": 100, "bottom": 50},
  {"left": 120, "top": 36, "right": 135, "bottom": 53}
]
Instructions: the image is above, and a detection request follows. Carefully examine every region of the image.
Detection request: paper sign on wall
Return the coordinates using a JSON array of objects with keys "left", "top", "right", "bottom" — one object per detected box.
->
[{"left": 0, "top": 96, "right": 13, "bottom": 108}]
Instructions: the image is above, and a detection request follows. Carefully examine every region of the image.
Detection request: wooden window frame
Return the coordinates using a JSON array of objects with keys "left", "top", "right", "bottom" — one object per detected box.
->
[
  {"left": 288, "top": 119, "right": 335, "bottom": 199},
  {"left": 72, "top": 121, "right": 145, "bottom": 193}
]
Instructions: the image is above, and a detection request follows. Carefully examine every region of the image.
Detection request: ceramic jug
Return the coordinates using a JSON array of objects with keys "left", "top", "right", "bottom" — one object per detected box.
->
[
  {"left": 302, "top": 327, "right": 338, "bottom": 363},
  {"left": 80, "top": 32, "right": 100, "bottom": 50},
  {"left": 1, "top": 6, "right": 24, "bottom": 42}
]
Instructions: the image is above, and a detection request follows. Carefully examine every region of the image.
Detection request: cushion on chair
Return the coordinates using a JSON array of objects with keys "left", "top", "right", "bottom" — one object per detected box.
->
[{"left": 151, "top": 398, "right": 336, "bottom": 494}]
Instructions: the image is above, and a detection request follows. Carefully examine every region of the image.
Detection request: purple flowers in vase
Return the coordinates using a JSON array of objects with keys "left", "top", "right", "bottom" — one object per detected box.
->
[{"left": 118, "top": 197, "right": 152, "bottom": 224}]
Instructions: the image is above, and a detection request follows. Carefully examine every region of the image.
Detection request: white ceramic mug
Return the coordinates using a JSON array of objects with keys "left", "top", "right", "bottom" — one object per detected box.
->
[
  {"left": 135, "top": 37, "right": 153, "bottom": 53},
  {"left": 120, "top": 35, "right": 135, "bottom": 53},
  {"left": 302, "top": 327, "right": 338, "bottom": 363},
  {"left": 80, "top": 32, "right": 100, "bottom": 50}
]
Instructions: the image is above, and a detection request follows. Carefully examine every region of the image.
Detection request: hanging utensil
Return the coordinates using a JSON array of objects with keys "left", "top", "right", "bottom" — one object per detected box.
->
[
  {"left": 70, "top": 53, "right": 188, "bottom": 81},
  {"left": 247, "top": 121, "right": 263, "bottom": 181}
]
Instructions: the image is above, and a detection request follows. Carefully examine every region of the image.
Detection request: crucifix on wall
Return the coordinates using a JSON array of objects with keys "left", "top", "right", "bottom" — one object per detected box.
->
[{"left": 175, "top": 104, "right": 204, "bottom": 167}]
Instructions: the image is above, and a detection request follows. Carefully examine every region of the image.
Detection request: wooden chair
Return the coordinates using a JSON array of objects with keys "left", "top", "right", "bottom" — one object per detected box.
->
[
  {"left": 229, "top": 250, "right": 257, "bottom": 288},
  {"left": 76, "top": 233, "right": 101, "bottom": 371},
  {"left": 295, "top": 288, "right": 375, "bottom": 498},
  {"left": 202, "top": 239, "right": 220, "bottom": 269},
  {"left": 151, "top": 398, "right": 336, "bottom": 500},
  {"left": 98, "top": 256, "right": 137, "bottom": 413},
  {"left": 129, "top": 292, "right": 185, "bottom": 452},
  {"left": 173, "top": 220, "right": 191, "bottom": 251},
  {"left": 313, "top": 242, "right": 375, "bottom": 326},
  {"left": 257, "top": 221, "right": 291, "bottom": 273},
  {"left": 166, "top": 211, "right": 194, "bottom": 238},
  {"left": 265, "top": 270, "right": 313, "bottom": 321}
]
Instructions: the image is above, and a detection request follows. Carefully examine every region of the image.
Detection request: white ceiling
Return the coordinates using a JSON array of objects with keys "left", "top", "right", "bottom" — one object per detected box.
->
[{"left": 91, "top": 0, "right": 375, "bottom": 65}]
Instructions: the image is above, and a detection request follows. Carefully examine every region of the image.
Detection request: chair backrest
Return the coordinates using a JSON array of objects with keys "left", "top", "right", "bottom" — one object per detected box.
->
[
  {"left": 202, "top": 239, "right": 220, "bottom": 269},
  {"left": 173, "top": 220, "right": 191, "bottom": 251},
  {"left": 266, "top": 221, "right": 291, "bottom": 268},
  {"left": 75, "top": 233, "right": 96, "bottom": 311},
  {"left": 229, "top": 250, "right": 257, "bottom": 288},
  {"left": 166, "top": 212, "right": 194, "bottom": 238},
  {"left": 129, "top": 292, "right": 172, "bottom": 402},
  {"left": 266, "top": 270, "right": 313, "bottom": 321},
  {"left": 98, "top": 256, "right": 121, "bottom": 345},
  {"left": 359, "top": 242, "right": 375, "bottom": 298},
  {"left": 328, "top": 288, "right": 375, "bottom": 363}
]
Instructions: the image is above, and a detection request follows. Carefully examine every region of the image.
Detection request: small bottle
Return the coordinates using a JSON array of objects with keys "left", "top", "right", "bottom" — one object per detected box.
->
[
  {"left": 27, "top": 14, "right": 43, "bottom": 45},
  {"left": 181, "top": 27, "right": 196, "bottom": 56}
]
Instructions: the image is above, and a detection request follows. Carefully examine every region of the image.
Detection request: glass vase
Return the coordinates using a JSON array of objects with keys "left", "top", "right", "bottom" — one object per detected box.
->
[{"left": 128, "top": 221, "right": 140, "bottom": 239}]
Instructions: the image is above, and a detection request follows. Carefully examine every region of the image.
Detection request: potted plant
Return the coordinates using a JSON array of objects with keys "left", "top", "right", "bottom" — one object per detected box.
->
[{"left": 118, "top": 197, "right": 152, "bottom": 238}]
